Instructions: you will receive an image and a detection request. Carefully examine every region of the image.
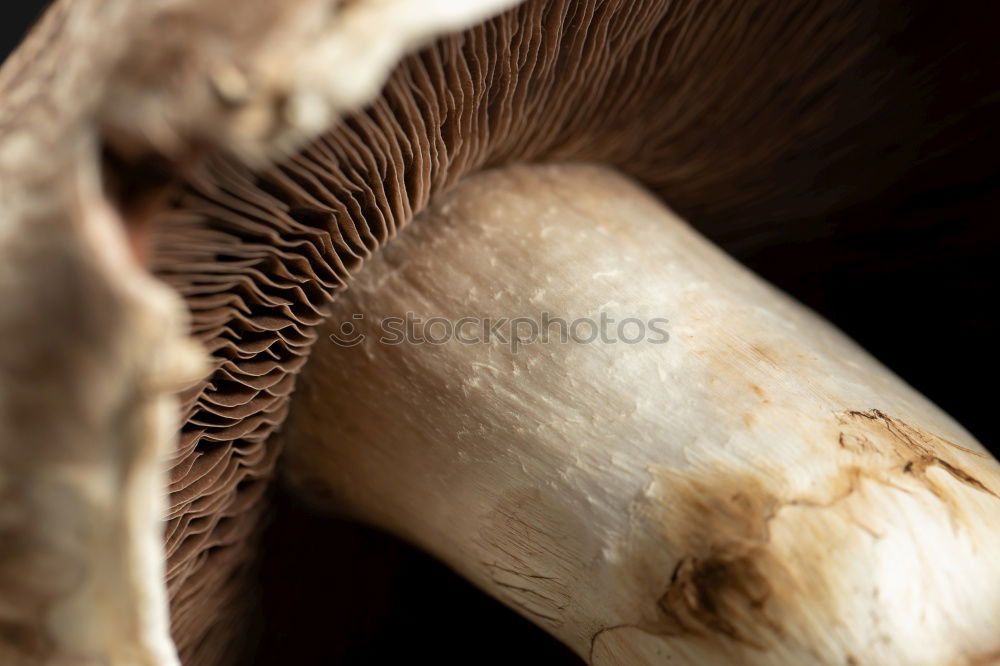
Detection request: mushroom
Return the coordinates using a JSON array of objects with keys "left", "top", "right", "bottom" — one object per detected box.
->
[{"left": 0, "top": 0, "right": 997, "bottom": 664}]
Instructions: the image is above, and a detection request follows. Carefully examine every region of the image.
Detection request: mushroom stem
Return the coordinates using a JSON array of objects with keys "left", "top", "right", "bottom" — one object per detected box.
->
[{"left": 284, "top": 163, "right": 1000, "bottom": 665}]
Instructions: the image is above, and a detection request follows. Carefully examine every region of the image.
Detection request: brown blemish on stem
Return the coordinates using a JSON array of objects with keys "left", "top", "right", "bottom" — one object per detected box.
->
[
  {"left": 843, "top": 409, "right": 989, "bottom": 460},
  {"left": 641, "top": 472, "right": 789, "bottom": 652},
  {"left": 657, "top": 553, "right": 776, "bottom": 648},
  {"left": 614, "top": 410, "right": 1000, "bottom": 661},
  {"left": 749, "top": 344, "right": 779, "bottom": 368},
  {"left": 840, "top": 409, "right": 999, "bottom": 509}
]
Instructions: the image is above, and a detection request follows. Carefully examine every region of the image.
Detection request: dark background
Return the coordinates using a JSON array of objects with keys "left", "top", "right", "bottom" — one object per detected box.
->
[{"left": 3, "top": 2, "right": 997, "bottom": 665}]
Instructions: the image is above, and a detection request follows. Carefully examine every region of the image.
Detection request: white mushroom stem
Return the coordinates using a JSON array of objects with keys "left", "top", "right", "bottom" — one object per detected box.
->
[{"left": 283, "top": 163, "right": 1000, "bottom": 665}]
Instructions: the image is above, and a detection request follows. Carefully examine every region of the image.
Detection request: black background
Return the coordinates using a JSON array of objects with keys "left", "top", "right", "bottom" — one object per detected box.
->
[{"left": 3, "top": 2, "right": 997, "bottom": 665}]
